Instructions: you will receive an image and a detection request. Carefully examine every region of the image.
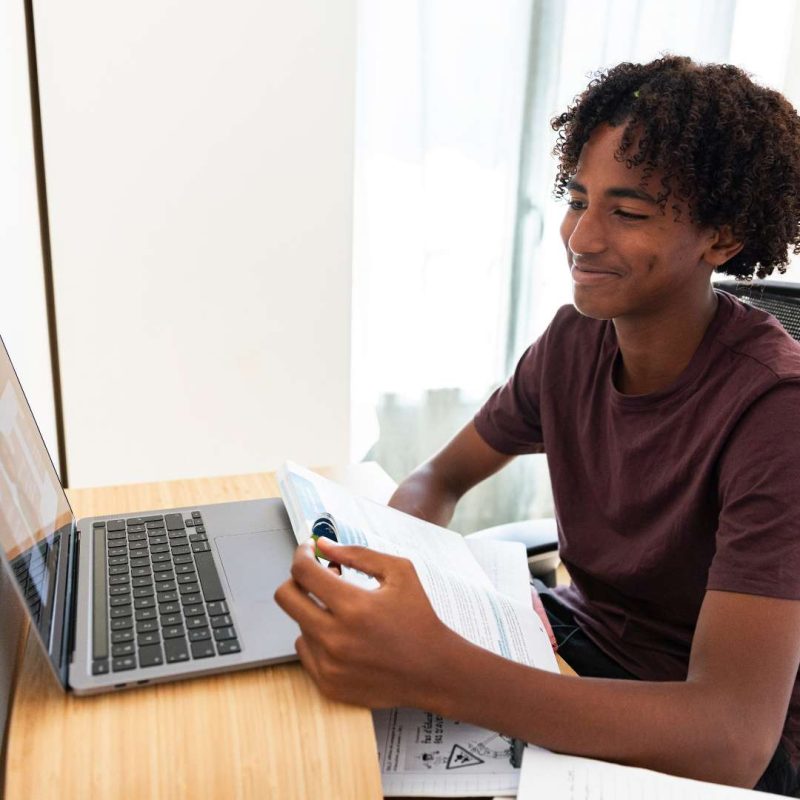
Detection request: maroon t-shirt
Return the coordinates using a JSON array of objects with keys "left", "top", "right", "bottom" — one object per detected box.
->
[{"left": 474, "top": 290, "right": 800, "bottom": 764}]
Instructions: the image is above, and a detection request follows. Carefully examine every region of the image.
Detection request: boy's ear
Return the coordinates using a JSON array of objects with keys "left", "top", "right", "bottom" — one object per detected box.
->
[{"left": 704, "top": 225, "right": 744, "bottom": 268}]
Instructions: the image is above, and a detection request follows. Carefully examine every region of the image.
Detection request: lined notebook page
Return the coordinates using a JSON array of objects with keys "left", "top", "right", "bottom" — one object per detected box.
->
[{"left": 518, "top": 748, "right": 785, "bottom": 799}]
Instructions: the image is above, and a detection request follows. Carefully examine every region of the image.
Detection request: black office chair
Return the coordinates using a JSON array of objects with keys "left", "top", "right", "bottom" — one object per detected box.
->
[{"left": 467, "top": 279, "right": 800, "bottom": 587}]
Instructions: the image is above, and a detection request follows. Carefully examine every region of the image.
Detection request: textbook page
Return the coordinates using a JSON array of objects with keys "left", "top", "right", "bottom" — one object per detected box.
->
[
  {"left": 517, "top": 747, "right": 785, "bottom": 799},
  {"left": 371, "top": 540, "right": 557, "bottom": 797},
  {"left": 278, "top": 462, "right": 554, "bottom": 669}
]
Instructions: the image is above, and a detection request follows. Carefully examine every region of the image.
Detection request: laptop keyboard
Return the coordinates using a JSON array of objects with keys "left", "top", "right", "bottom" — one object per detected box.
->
[{"left": 91, "top": 511, "right": 241, "bottom": 676}]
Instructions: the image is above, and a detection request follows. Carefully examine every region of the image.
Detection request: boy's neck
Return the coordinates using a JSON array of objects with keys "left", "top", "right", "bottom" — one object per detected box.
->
[{"left": 612, "top": 287, "right": 719, "bottom": 396}]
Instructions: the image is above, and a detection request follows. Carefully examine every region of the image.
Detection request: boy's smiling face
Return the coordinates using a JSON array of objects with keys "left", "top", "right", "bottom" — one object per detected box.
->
[{"left": 560, "top": 123, "right": 720, "bottom": 322}]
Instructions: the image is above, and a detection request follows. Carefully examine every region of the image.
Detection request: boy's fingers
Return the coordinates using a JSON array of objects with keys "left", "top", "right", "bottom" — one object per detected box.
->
[{"left": 315, "top": 538, "right": 402, "bottom": 580}]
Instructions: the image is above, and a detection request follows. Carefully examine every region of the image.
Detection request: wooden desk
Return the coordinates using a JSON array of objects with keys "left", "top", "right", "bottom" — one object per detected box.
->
[{"left": 5, "top": 464, "right": 572, "bottom": 799}]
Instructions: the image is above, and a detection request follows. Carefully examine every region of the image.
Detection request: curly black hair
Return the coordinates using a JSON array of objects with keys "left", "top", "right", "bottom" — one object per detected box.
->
[{"left": 551, "top": 55, "right": 800, "bottom": 279}]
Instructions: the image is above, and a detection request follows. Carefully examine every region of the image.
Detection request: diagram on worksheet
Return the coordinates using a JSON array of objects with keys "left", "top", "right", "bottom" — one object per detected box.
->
[{"left": 374, "top": 708, "right": 520, "bottom": 796}]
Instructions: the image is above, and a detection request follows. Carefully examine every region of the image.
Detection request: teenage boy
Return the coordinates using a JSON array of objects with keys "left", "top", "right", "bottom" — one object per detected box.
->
[{"left": 276, "top": 56, "right": 800, "bottom": 794}]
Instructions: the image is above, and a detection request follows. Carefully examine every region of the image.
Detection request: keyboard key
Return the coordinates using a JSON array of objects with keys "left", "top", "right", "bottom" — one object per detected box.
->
[
  {"left": 93, "top": 521, "right": 106, "bottom": 529},
  {"left": 161, "top": 614, "right": 183, "bottom": 627},
  {"left": 127, "top": 525, "right": 146, "bottom": 534},
  {"left": 132, "top": 576, "right": 153, "bottom": 588},
  {"left": 106, "top": 531, "right": 126, "bottom": 541},
  {"left": 194, "top": 552, "right": 225, "bottom": 602},
  {"left": 108, "top": 565, "right": 128, "bottom": 576},
  {"left": 152, "top": 553, "right": 171, "bottom": 564},
  {"left": 138, "top": 632, "right": 161, "bottom": 647},
  {"left": 126, "top": 518, "right": 145, "bottom": 527},
  {"left": 163, "top": 625, "right": 185, "bottom": 639},
  {"left": 136, "top": 620, "right": 159, "bottom": 634},
  {"left": 172, "top": 546, "right": 191, "bottom": 557},
  {"left": 192, "top": 542, "right": 210, "bottom": 554},
  {"left": 173, "top": 554, "right": 193, "bottom": 565},
  {"left": 108, "top": 546, "right": 127, "bottom": 557},
  {"left": 128, "top": 547, "right": 148, "bottom": 559},
  {"left": 153, "top": 563, "right": 174, "bottom": 574},
  {"left": 183, "top": 604, "right": 205, "bottom": 617},
  {"left": 144, "top": 515, "right": 164, "bottom": 523},
  {"left": 135, "top": 608, "right": 157, "bottom": 621},
  {"left": 108, "top": 555, "right": 129, "bottom": 566},
  {"left": 133, "top": 586, "right": 154, "bottom": 598},
  {"left": 192, "top": 511, "right": 201, "bottom": 519},
  {"left": 112, "top": 642, "right": 135, "bottom": 657},
  {"left": 92, "top": 659, "right": 110, "bottom": 675},
  {"left": 158, "top": 591, "right": 179, "bottom": 604},
  {"left": 217, "top": 639, "right": 241, "bottom": 655},
  {"left": 145, "top": 520, "right": 165, "bottom": 529},
  {"left": 107, "top": 520, "right": 126, "bottom": 532},
  {"left": 186, "top": 519, "right": 195, "bottom": 527},
  {"left": 138, "top": 645, "right": 164, "bottom": 668},
  {"left": 175, "top": 563, "right": 195, "bottom": 575},
  {"left": 112, "top": 656, "right": 136, "bottom": 671},
  {"left": 189, "top": 533, "right": 208, "bottom": 543},
  {"left": 110, "top": 585, "right": 131, "bottom": 596},
  {"left": 148, "top": 535, "right": 167, "bottom": 546},
  {"left": 165, "top": 513, "right": 184, "bottom": 531},
  {"left": 191, "top": 641, "right": 215, "bottom": 659},
  {"left": 214, "top": 626, "right": 236, "bottom": 641},
  {"left": 130, "top": 557, "right": 149, "bottom": 568},
  {"left": 134, "top": 597, "right": 155, "bottom": 609},
  {"left": 164, "top": 637, "right": 190, "bottom": 663},
  {"left": 181, "top": 593, "right": 202, "bottom": 606},
  {"left": 110, "top": 606, "right": 132, "bottom": 619},
  {"left": 159, "top": 602, "right": 181, "bottom": 615},
  {"left": 111, "top": 618, "right": 133, "bottom": 630},
  {"left": 131, "top": 566, "right": 151, "bottom": 578},
  {"left": 188, "top": 627, "right": 211, "bottom": 642},
  {"left": 195, "top": 526, "right": 206, "bottom": 535},
  {"left": 150, "top": 544, "right": 169, "bottom": 555},
  {"left": 168, "top": 530, "right": 188, "bottom": 541},
  {"left": 186, "top": 615, "right": 208, "bottom": 630},
  {"left": 207, "top": 601, "right": 229, "bottom": 616},
  {"left": 110, "top": 596, "right": 132, "bottom": 607},
  {"left": 179, "top": 582, "right": 200, "bottom": 595},
  {"left": 111, "top": 630, "right": 134, "bottom": 644},
  {"left": 127, "top": 532, "right": 146, "bottom": 542},
  {"left": 210, "top": 614, "right": 232, "bottom": 628},
  {"left": 156, "top": 580, "right": 177, "bottom": 592}
]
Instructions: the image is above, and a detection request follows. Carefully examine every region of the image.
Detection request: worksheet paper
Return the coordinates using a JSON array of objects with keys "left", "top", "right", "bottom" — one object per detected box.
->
[
  {"left": 278, "top": 462, "right": 556, "bottom": 670},
  {"left": 517, "top": 748, "right": 786, "bottom": 799}
]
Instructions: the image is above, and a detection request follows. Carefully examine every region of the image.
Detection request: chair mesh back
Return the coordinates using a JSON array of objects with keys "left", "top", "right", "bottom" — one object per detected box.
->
[{"left": 714, "top": 281, "right": 800, "bottom": 343}]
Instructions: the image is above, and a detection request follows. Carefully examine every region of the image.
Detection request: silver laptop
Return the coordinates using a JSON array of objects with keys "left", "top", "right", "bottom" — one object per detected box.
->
[{"left": 0, "top": 335, "right": 299, "bottom": 694}]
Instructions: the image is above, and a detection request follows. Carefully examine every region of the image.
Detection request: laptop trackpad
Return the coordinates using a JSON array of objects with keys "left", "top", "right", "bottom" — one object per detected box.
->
[{"left": 215, "top": 530, "right": 299, "bottom": 654}]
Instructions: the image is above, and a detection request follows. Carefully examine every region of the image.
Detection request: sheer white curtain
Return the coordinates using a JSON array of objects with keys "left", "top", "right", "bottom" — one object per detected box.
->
[{"left": 353, "top": 0, "right": 800, "bottom": 532}]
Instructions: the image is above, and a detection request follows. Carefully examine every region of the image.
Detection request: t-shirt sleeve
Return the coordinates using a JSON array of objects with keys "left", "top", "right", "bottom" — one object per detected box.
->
[
  {"left": 707, "top": 380, "right": 800, "bottom": 599},
  {"left": 473, "top": 335, "right": 547, "bottom": 456}
]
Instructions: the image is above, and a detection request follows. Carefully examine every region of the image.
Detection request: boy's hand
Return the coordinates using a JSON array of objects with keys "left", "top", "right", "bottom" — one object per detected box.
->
[{"left": 274, "top": 537, "right": 459, "bottom": 709}]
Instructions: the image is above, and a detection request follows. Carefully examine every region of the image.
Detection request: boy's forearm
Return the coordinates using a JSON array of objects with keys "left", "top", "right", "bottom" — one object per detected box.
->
[
  {"left": 388, "top": 465, "right": 460, "bottom": 527},
  {"left": 420, "top": 632, "right": 765, "bottom": 789}
]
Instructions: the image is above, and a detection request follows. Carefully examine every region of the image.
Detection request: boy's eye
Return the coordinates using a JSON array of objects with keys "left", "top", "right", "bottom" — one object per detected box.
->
[
  {"left": 567, "top": 198, "right": 586, "bottom": 211},
  {"left": 615, "top": 209, "right": 649, "bottom": 220}
]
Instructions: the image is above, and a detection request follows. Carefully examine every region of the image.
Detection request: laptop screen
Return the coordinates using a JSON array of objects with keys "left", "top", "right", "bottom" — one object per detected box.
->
[{"left": 0, "top": 336, "right": 74, "bottom": 686}]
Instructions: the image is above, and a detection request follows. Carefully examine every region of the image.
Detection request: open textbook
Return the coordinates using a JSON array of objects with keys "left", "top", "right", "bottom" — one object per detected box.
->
[{"left": 277, "top": 462, "right": 558, "bottom": 796}]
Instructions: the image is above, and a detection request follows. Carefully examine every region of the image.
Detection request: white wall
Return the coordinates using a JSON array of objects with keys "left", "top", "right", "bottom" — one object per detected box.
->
[
  {"left": 0, "top": 0, "right": 59, "bottom": 473},
  {"left": 33, "top": 0, "right": 356, "bottom": 487}
]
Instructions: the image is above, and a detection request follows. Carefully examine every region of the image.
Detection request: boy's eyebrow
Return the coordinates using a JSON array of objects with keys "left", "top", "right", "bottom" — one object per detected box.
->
[{"left": 566, "top": 179, "right": 657, "bottom": 205}]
